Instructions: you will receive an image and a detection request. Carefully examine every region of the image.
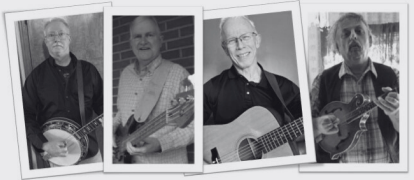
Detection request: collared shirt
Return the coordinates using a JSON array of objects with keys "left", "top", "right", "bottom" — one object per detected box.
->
[
  {"left": 311, "top": 60, "right": 391, "bottom": 163},
  {"left": 204, "top": 65, "right": 302, "bottom": 125},
  {"left": 23, "top": 53, "right": 104, "bottom": 159},
  {"left": 114, "top": 57, "right": 194, "bottom": 164}
]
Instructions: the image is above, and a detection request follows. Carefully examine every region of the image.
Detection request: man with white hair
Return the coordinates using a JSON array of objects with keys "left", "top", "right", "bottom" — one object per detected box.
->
[
  {"left": 203, "top": 16, "right": 304, "bottom": 157},
  {"left": 311, "top": 13, "right": 399, "bottom": 163},
  {"left": 22, "top": 18, "right": 103, "bottom": 167}
]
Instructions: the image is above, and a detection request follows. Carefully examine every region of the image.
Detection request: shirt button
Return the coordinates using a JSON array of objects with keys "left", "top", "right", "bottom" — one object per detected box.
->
[
  {"left": 67, "top": 110, "right": 70, "bottom": 113},
  {"left": 247, "top": 91, "right": 250, "bottom": 95},
  {"left": 135, "top": 92, "right": 138, "bottom": 95},
  {"left": 66, "top": 96, "right": 69, "bottom": 98},
  {"left": 132, "top": 109, "right": 135, "bottom": 112},
  {"left": 246, "top": 83, "right": 249, "bottom": 86}
]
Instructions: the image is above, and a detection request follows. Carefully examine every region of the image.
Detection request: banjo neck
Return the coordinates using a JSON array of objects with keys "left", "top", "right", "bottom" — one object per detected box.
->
[{"left": 73, "top": 114, "right": 103, "bottom": 140}]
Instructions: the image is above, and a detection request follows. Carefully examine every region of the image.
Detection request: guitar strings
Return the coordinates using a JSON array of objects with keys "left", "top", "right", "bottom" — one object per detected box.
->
[
  {"left": 218, "top": 122, "right": 304, "bottom": 163},
  {"left": 337, "top": 102, "right": 377, "bottom": 125},
  {"left": 119, "top": 101, "right": 193, "bottom": 150},
  {"left": 57, "top": 114, "right": 104, "bottom": 143},
  {"left": 215, "top": 119, "right": 303, "bottom": 163}
]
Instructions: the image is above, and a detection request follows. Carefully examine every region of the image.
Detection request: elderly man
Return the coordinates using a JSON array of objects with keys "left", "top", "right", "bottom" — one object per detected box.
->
[
  {"left": 311, "top": 13, "right": 399, "bottom": 163},
  {"left": 23, "top": 18, "right": 103, "bottom": 167},
  {"left": 203, "top": 16, "right": 303, "bottom": 159},
  {"left": 112, "top": 16, "right": 194, "bottom": 164}
]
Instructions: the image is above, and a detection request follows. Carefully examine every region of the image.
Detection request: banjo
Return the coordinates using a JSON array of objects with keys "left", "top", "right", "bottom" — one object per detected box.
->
[{"left": 41, "top": 114, "right": 103, "bottom": 166}]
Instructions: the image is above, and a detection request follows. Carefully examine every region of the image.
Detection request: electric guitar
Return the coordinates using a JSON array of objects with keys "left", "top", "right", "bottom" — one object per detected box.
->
[
  {"left": 203, "top": 106, "right": 303, "bottom": 164},
  {"left": 41, "top": 114, "right": 103, "bottom": 166},
  {"left": 318, "top": 92, "right": 391, "bottom": 160},
  {"left": 113, "top": 89, "right": 194, "bottom": 163}
]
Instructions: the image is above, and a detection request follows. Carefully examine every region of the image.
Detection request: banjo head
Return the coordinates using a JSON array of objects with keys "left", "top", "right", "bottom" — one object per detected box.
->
[{"left": 42, "top": 118, "right": 89, "bottom": 166}]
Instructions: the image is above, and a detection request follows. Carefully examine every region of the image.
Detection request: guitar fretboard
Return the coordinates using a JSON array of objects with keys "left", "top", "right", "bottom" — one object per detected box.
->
[
  {"left": 258, "top": 118, "right": 303, "bottom": 154},
  {"left": 74, "top": 114, "right": 103, "bottom": 139}
]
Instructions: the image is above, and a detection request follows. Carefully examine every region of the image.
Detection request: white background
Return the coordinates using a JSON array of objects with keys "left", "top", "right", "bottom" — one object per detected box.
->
[{"left": 0, "top": 0, "right": 412, "bottom": 180}]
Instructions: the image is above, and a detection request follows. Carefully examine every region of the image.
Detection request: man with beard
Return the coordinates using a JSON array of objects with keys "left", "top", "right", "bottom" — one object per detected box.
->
[
  {"left": 311, "top": 13, "right": 400, "bottom": 163},
  {"left": 23, "top": 18, "right": 103, "bottom": 167}
]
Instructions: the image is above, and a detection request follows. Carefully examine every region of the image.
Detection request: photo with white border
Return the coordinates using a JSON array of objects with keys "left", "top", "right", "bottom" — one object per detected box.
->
[
  {"left": 103, "top": 6, "right": 203, "bottom": 173},
  {"left": 299, "top": 3, "right": 408, "bottom": 172},
  {"left": 189, "top": 1, "right": 315, "bottom": 175},
  {"left": 4, "top": 2, "right": 111, "bottom": 179}
]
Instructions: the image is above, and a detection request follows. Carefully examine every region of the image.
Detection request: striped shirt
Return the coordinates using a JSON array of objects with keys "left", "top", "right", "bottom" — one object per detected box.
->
[
  {"left": 114, "top": 56, "right": 194, "bottom": 164},
  {"left": 311, "top": 61, "right": 391, "bottom": 163}
]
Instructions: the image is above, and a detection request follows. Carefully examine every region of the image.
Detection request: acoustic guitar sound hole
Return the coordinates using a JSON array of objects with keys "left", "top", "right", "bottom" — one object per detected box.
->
[{"left": 238, "top": 138, "right": 262, "bottom": 161}]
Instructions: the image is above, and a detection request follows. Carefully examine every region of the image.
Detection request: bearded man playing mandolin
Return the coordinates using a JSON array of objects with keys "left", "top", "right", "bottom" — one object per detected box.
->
[
  {"left": 112, "top": 16, "right": 194, "bottom": 164},
  {"left": 311, "top": 13, "right": 399, "bottom": 163},
  {"left": 22, "top": 18, "right": 104, "bottom": 168}
]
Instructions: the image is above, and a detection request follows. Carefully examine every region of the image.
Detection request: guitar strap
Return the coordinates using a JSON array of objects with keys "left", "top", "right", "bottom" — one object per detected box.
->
[
  {"left": 77, "top": 60, "right": 86, "bottom": 126},
  {"left": 264, "top": 71, "right": 300, "bottom": 155},
  {"left": 263, "top": 71, "right": 295, "bottom": 121},
  {"left": 134, "top": 60, "right": 173, "bottom": 123}
]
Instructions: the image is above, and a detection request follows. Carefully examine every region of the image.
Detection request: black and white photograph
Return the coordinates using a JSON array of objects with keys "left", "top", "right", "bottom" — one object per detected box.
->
[
  {"left": 4, "top": 2, "right": 110, "bottom": 179},
  {"left": 103, "top": 7, "right": 203, "bottom": 173},
  {"left": 198, "top": 1, "right": 315, "bottom": 174},
  {"left": 300, "top": 3, "right": 408, "bottom": 172}
]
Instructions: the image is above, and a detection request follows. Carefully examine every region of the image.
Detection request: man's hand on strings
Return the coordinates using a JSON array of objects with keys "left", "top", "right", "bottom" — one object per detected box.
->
[
  {"left": 126, "top": 137, "right": 161, "bottom": 156},
  {"left": 376, "top": 87, "right": 399, "bottom": 132},
  {"left": 313, "top": 114, "right": 340, "bottom": 137},
  {"left": 42, "top": 141, "right": 68, "bottom": 158}
]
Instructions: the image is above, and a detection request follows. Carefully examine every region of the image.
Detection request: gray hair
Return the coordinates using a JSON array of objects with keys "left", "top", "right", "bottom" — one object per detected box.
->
[
  {"left": 129, "top": 16, "right": 161, "bottom": 37},
  {"left": 327, "top": 12, "right": 373, "bottom": 52},
  {"left": 43, "top": 18, "right": 70, "bottom": 36},
  {"left": 219, "top": 16, "right": 257, "bottom": 42}
]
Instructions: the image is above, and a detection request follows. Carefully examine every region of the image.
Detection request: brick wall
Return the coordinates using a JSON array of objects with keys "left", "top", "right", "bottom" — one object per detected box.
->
[{"left": 112, "top": 16, "right": 194, "bottom": 114}]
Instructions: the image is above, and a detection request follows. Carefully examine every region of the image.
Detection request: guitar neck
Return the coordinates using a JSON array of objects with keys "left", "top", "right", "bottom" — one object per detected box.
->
[
  {"left": 258, "top": 118, "right": 303, "bottom": 154},
  {"left": 344, "top": 101, "right": 377, "bottom": 123},
  {"left": 126, "top": 112, "right": 167, "bottom": 146},
  {"left": 74, "top": 114, "right": 103, "bottom": 139}
]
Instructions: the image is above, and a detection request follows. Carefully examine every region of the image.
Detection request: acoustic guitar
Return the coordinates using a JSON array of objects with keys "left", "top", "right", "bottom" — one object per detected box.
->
[
  {"left": 113, "top": 89, "right": 194, "bottom": 163},
  {"left": 41, "top": 114, "right": 103, "bottom": 166},
  {"left": 203, "top": 106, "right": 303, "bottom": 164},
  {"left": 318, "top": 92, "right": 390, "bottom": 160}
]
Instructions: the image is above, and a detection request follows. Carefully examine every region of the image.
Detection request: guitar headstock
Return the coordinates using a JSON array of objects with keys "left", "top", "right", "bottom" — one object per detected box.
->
[{"left": 167, "top": 75, "right": 195, "bottom": 128}]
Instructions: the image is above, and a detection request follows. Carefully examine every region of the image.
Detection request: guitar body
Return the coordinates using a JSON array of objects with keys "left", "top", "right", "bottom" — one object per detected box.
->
[
  {"left": 41, "top": 117, "right": 89, "bottom": 166},
  {"left": 203, "top": 106, "right": 293, "bottom": 164},
  {"left": 318, "top": 94, "right": 368, "bottom": 160},
  {"left": 113, "top": 115, "right": 143, "bottom": 164}
]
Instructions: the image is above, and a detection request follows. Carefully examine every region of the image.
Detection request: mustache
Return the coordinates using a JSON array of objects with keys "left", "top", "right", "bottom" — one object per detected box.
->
[{"left": 348, "top": 41, "right": 361, "bottom": 50}]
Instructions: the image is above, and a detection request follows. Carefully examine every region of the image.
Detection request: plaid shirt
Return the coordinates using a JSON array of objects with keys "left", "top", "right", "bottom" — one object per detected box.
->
[
  {"left": 311, "top": 61, "right": 392, "bottom": 163},
  {"left": 114, "top": 56, "right": 194, "bottom": 164}
]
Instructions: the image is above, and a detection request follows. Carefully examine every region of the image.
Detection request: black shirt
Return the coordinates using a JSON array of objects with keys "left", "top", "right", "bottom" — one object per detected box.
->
[
  {"left": 204, "top": 65, "right": 302, "bottom": 125},
  {"left": 22, "top": 53, "right": 103, "bottom": 159}
]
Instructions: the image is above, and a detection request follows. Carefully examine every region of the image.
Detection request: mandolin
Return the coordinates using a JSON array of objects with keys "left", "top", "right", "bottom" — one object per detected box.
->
[{"left": 318, "top": 92, "right": 390, "bottom": 160}]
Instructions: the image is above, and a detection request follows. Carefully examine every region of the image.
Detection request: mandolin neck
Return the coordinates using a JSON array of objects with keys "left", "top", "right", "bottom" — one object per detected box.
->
[
  {"left": 258, "top": 118, "right": 304, "bottom": 154},
  {"left": 74, "top": 114, "right": 103, "bottom": 139},
  {"left": 344, "top": 101, "right": 377, "bottom": 124}
]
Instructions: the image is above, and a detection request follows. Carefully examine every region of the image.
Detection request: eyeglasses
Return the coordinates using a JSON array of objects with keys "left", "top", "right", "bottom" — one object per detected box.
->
[
  {"left": 45, "top": 33, "right": 70, "bottom": 40},
  {"left": 222, "top": 32, "right": 257, "bottom": 47}
]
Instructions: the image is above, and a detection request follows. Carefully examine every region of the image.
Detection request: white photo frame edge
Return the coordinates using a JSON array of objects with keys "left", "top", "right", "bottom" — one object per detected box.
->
[
  {"left": 5, "top": 2, "right": 111, "bottom": 179},
  {"left": 103, "top": 6, "right": 204, "bottom": 173},
  {"left": 299, "top": 3, "right": 408, "bottom": 172}
]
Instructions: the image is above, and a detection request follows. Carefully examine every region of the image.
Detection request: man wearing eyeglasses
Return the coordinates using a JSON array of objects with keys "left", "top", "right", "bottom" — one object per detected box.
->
[
  {"left": 22, "top": 18, "right": 103, "bottom": 167},
  {"left": 204, "top": 16, "right": 304, "bottom": 157}
]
